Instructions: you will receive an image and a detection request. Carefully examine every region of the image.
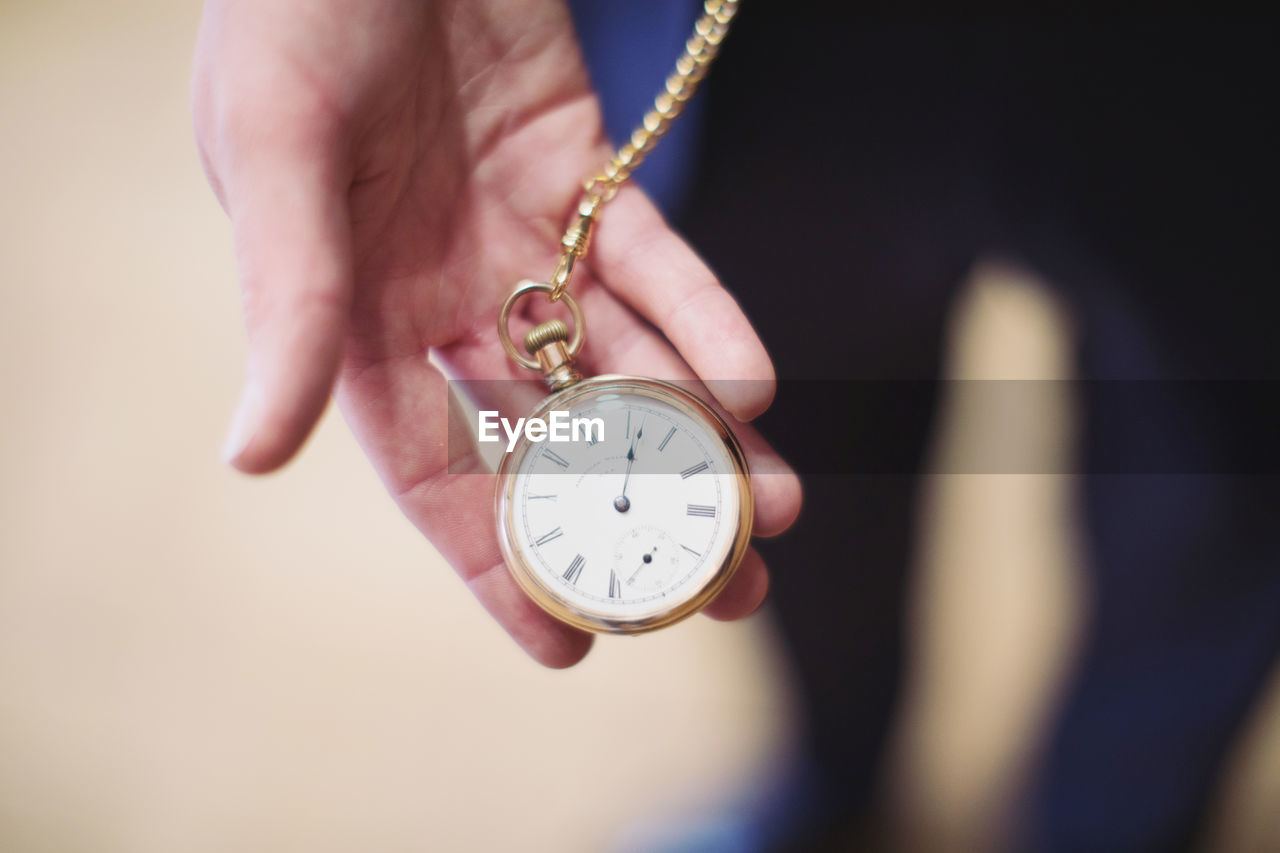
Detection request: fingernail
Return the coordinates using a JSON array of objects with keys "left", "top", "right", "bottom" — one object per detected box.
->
[{"left": 221, "top": 383, "right": 261, "bottom": 465}]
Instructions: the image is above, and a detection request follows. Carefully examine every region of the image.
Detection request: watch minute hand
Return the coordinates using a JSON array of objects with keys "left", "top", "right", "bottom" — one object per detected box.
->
[{"left": 615, "top": 416, "right": 645, "bottom": 512}]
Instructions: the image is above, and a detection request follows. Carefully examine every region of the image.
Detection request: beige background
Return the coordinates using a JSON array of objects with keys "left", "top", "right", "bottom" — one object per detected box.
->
[{"left": 1, "top": 2, "right": 1277, "bottom": 850}]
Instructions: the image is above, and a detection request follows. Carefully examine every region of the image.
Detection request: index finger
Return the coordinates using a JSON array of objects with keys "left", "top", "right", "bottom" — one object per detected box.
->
[{"left": 589, "top": 187, "right": 777, "bottom": 422}]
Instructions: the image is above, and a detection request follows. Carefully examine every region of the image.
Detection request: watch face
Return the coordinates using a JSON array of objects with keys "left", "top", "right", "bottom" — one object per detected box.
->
[{"left": 496, "top": 378, "right": 751, "bottom": 632}]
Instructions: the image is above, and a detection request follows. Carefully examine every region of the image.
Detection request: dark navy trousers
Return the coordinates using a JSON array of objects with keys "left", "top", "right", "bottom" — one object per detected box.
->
[{"left": 573, "top": 2, "right": 1280, "bottom": 848}]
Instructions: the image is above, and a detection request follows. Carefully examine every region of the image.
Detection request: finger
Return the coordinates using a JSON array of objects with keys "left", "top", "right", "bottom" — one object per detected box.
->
[
  {"left": 217, "top": 115, "right": 354, "bottom": 474},
  {"left": 546, "top": 283, "right": 802, "bottom": 539},
  {"left": 703, "top": 547, "right": 769, "bottom": 621},
  {"left": 588, "top": 186, "right": 776, "bottom": 421},
  {"left": 735, "top": 422, "right": 805, "bottom": 539},
  {"left": 468, "top": 562, "right": 594, "bottom": 668},
  {"left": 336, "top": 352, "right": 593, "bottom": 668}
]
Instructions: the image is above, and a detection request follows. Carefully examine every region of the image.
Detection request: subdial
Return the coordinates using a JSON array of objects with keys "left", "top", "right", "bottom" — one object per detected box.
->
[{"left": 613, "top": 526, "right": 684, "bottom": 595}]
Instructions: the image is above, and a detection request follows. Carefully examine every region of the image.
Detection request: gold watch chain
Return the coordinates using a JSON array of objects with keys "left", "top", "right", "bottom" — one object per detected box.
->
[{"left": 547, "top": 0, "right": 741, "bottom": 301}]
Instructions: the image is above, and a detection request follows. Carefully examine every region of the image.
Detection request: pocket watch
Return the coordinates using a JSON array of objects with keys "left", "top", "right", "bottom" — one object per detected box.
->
[
  {"left": 491, "top": 0, "right": 747, "bottom": 634},
  {"left": 494, "top": 282, "right": 753, "bottom": 635}
]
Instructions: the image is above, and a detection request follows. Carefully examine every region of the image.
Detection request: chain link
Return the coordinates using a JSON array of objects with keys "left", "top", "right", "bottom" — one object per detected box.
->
[{"left": 548, "top": 0, "right": 741, "bottom": 300}]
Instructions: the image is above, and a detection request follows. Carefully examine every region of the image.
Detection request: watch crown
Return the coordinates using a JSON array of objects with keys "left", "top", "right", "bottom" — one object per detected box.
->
[
  {"left": 524, "top": 319, "right": 569, "bottom": 355},
  {"left": 521, "top": 318, "right": 580, "bottom": 390}
]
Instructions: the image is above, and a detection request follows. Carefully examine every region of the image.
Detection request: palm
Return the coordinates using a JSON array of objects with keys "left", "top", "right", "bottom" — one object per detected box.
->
[
  {"left": 195, "top": 0, "right": 800, "bottom": 667},
  {"left": 338, "top": 1, "right": 607, "bottom": 367}
]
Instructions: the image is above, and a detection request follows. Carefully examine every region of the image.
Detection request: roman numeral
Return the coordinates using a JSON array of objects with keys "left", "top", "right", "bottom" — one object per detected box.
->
[
  {"left": 608, "top": 571, "right": 621, "bottom": 598},
  {"left": 528, "top": 494, "right": 557, "bottom": 501},
  {"left": 563, "top": 554, "right": 584, "bottom": 585},
  {"left": 680, "top": 460, "right": 709, "bottom": 479},
  {"left": 543, "top": 450, "right": 569, "bottom": 469},
  {"left": 658, "top": 426, "right": 676, "bottom": 452},
  {"left": 534, "top": 527, "right": 564, "bottom": 547},
  {"left": 687, "top": 504, "right": 716, "bottom": 518},
  {"left": 680, "top": 544, "right": 701, "bottom": 558}
]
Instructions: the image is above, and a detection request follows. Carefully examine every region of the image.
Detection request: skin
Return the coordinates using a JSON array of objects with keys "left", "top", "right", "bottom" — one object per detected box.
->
[{"left": 192, "top": 0, "right": 802, "bottom": 667}]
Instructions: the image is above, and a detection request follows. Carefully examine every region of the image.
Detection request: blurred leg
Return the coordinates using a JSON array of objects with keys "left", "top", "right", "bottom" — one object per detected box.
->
[
  {"left": 1000, "top": 23, "right": 1280, "bottom": 847},
  {"left": 1023, "top": 290, "right": 1280, "bottom": 850}
]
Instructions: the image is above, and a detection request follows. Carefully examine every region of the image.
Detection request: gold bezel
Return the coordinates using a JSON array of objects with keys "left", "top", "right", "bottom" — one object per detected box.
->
[{"left": 494, "top": 376, "right": 754, "bottom": 635}]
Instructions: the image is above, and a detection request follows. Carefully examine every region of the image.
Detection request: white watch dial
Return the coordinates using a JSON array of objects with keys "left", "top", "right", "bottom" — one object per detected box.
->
[{"left": 506, "top": 384, "right": 743, "bottom": 622}]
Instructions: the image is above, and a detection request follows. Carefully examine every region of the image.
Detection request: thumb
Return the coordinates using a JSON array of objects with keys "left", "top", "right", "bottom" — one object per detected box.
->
[{"left": 219, "top": 126, "right": 352, "bottom": 474}]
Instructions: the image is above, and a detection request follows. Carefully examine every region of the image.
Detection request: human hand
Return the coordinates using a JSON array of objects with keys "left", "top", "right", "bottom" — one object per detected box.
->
[{"left": 192, "top": 0, "right": 801, "bottom": 666}]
